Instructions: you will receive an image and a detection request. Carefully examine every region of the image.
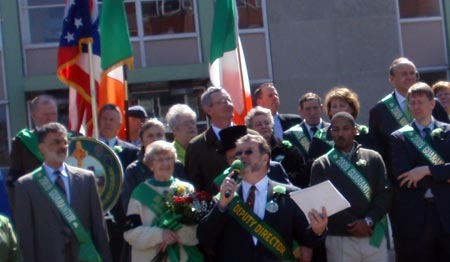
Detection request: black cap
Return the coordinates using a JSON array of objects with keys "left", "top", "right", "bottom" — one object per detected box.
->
[
  {"left": 128, "top": 105, "right": 148, "bottom": 119},
  {"left": 218, "top": 126, "right": 248, "bottom": 153}
]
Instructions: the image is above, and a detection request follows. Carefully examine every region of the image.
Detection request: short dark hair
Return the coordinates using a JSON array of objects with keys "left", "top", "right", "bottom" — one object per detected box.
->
[
  {"left": 37, "top": 122, "right": 67, "bottom": 143},
  {"left": 254, "top": 83, "right": 276, "bottom": 100},
  {"left": 330, "top": 112, "right": 356, "bottom": 129},
  {"left": 98, "top": 104, "right": 122, "bottom": 121},
  {"left": 407, "top": 82, "right": 434, "bottom": 101},
  {"left": 299, "top": 92, "right": 321, "bottom": 108}
]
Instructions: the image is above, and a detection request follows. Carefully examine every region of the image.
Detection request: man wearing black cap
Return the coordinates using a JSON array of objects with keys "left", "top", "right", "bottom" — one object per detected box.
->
[{"left": 127, "top": 105, "right": 148, "bottom": 146}]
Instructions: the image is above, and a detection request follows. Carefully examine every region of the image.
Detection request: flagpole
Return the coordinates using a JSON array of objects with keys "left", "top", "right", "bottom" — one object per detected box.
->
[
  {"left": 124, "top": 65, "right": 130, "bottom": 141},
  {"left": 87, "top": 41, "right": 99, "bottom": 139}
]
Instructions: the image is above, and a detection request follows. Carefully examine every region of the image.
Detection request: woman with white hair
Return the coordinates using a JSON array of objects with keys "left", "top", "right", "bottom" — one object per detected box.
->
[{"left": 166, "top": 104, "right": 198, "bottom": 165}]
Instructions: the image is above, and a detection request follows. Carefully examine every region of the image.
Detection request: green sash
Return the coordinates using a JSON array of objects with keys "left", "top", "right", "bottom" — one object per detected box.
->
[
  {"left": 327, "top": 148, "right": 386, "bottom": 248},
  {"left": 131, "top": 179, "right": 204, "bottom": 262},
  {"left": 32, "top": 167, "right": 101, "bottom": 262},
  {"left": 285, "top": 125, "right": 311, "bottom": 154},
  {"left": 227, "top": 196, "right": 294, "bottom": 260},
  {"left": 399, "top": 125, "right": 445, "bottom": 165},
  {"left": 314, "top": 128, "right": 335, "bottom": 147},
  {"left": 16, "top": 129, "right": 44, "bottom": 162},
  {"left": 381, "top": 94, "right": 410, "bottom": 127}
]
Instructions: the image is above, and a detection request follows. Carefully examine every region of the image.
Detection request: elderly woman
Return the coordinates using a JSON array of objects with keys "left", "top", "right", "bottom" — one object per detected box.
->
[
  {"left": 166, "top": 104, "right": 198, "bottom": 165},
  {"left": 308, "top": 86, "right": 372, "bottom": 160},
  {"left": 245, "top": 106, "right": 307, "bottom": 187},
  {"left": 122, "top": 119, "right": 186, "bottom": 210},
  {"left": 432, "top": 81, "right": 450, "bottom": 120},
  {"left": 124, "top": 141, "right": 202, "bottom": 262}
]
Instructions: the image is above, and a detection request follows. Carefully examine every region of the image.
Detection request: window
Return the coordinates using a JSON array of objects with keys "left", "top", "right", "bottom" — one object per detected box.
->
[{"left": 398, "top": 0, "right": 448, "bottom": 83}]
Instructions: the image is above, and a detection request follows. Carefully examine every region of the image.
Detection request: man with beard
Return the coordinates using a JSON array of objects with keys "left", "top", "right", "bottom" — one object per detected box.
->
[
  {"left": 13, "top": 122, "right": 111, "bottom": 262},
  {"left": 310, "top": 112, "right": 392, "bottom": 261},
  {"left": 198, "top": 133, "right": 327, "bottom": 261}
]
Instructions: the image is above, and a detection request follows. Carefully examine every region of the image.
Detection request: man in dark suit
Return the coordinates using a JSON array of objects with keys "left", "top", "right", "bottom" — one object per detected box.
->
[
  {"left": 185, "top": 86, "right": 236, "bottom": 193},
  {"left": 14, "top": 122, "right": 111, "bottom": 262},
  {"left": 7, "top": 95, "right": 81, "bottom": 208},
  {"left": 254, "top": 83, "right": 302, "bottom": 139},
  {"left": 369, "top": 57, "right": 449, "bottom": 179},
  {"left": 98, "top": 104, "right": 139, "bottom": 261},
  {"left": 390, "top": 83, "right": 450, "bottom": 261},
  {"left": 198, "top": 133, "right": 327, "bottom": 262}
]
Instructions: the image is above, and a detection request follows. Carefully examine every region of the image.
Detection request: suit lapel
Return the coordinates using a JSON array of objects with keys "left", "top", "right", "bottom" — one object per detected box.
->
[
  {"left": 300, "top": 122, "right": 311, "bottom": 141},
  {"left": 66, "top": 165, "right": 81, "bottom": 211}
]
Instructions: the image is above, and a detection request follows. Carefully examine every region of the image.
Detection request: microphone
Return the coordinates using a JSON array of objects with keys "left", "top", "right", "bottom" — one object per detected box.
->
[{"left": 224, "top": 159, "right": 243, "bottom": 198}]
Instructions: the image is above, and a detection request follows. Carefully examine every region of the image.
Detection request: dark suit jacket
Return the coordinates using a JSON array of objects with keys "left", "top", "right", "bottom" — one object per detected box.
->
[
  {"left": 369, "top": 92, "right": 449, "bottom": 177},
  {"left": 197, "top": 179, "right": 325, "bottom": 262},
  {"left": 185, "top": 127, "right": 231, "bottom": 193},
  {"left": 278, "top": 113, "right": 303, "bottom": 132},
  {"left": 14, "top": 165, "right": 112, "bottom": 262},
  {"left": 390, "top": 121, "right": 450, "bottom": 237}
]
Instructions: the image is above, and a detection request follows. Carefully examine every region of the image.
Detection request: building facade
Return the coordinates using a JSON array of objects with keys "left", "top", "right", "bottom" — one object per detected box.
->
[{"left": 0, "top": 0, "right": 449, "bottom": 169}]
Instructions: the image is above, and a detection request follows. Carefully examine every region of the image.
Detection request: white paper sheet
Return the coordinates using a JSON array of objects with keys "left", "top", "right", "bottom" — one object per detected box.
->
[{"left": 289, "top": 180, "right": 351, "bottom": 223}]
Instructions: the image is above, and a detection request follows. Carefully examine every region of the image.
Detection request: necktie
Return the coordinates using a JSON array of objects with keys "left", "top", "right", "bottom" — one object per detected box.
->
[
  {"left": 423, "top": 127, "right": 432, "bottom": 142},
  {"left": 310, "top": 126, "right": 318, "bottom": 138},
  {"left": 246, "top": 185, "right": 256, "bottom": 211},
  {"left": 403, "top": 100, "right": 413, "bottom": 122},
  {"left": 54, "top": 171, "right": 67, "bottom": 197}
]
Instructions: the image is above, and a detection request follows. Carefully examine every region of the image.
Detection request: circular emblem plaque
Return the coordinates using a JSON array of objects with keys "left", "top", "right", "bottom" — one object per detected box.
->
[{"left": 67, "top": 137, "right": 123, "bottom": 212}]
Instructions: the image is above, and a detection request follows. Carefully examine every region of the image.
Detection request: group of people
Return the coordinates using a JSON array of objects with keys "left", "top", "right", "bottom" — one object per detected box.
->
[{"left": 2, "top": 56, "right": 450, "bottom": 262}]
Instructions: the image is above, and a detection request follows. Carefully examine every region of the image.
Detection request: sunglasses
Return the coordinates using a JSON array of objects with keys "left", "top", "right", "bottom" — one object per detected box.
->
[{"left": 235, "top": 149, "right": 254, "bottom": 157}]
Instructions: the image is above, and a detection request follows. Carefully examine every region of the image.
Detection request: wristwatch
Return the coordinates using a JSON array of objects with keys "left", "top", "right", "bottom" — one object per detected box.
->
[{"left": 364, "top": 217, "right": 374, "bottom": 227}]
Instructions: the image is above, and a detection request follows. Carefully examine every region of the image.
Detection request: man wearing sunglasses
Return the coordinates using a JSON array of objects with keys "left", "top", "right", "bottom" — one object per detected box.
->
[{"left": 198, "top": 133, "right": 327, "bottom": 261}]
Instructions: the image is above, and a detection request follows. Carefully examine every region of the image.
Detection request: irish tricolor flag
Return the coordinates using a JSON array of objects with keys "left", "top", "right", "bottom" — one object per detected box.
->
[
  {"left": 209, "top": 0, "right": 253, "bottom": 125},
  {"left": 99, "top": 0, "right": 134, "bottom": 139}
]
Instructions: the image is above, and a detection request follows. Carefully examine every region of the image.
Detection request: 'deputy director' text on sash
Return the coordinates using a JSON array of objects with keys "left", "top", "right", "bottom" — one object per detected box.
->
[
  {"left": 227, "top": 196, "right": 294, "bottom": 261},
  {"left": 327, "top": 148, "right": 387, "bottom": 248},
  {"left": 32, "top": 167, "right": 101, "bottom": 262},
  {"left": 382, "top": 94, "right": 410, "bottom": 127},
  {"left": 399, "top": 125, "right": 445, "bottom": 165}
]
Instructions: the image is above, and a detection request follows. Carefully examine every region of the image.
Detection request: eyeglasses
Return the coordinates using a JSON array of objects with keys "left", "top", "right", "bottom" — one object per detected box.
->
[{"left": 235, "top": 149, "right": 254, "bottom": 157}]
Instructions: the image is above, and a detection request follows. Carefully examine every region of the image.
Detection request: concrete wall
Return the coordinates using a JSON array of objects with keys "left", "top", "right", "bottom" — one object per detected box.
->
[{"left": 266, "top": 0, "right": 401, "bottom": 124}]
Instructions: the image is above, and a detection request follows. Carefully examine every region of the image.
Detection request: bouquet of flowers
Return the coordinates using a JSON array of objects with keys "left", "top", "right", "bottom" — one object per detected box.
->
[{"left": 165, "top": 185, "right": 213, "bottom": 225}]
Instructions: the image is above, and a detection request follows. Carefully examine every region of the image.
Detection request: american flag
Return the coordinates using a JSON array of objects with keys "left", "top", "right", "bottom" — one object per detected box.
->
[{"left": 57, "top": 0, "right": 101, "bottom": 134}]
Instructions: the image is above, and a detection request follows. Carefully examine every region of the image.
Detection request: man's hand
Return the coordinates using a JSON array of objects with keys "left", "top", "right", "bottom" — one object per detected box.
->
[
  {"left": 308, "top": 207, "right": 328, "bottom": 237},
  {"left": 398, "top": 166, "right": 430, "bottom": 188},
  {"left": 218, "top": 174, "right": 238, "bottom": 210},
  {"left": 299, "top": 246, "right": 313, "bottom": 262},
  {"left": 347, "top": 220, "right": 373, "bottom": 237}
]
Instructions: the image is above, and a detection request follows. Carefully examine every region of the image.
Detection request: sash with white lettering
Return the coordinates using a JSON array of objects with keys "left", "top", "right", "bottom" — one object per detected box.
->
[
  {"left": 16, "top": 129, "right": 44, "bottom": 162},
  {"left": 327, "top": 148, "right": 387, "bottom": 248},
  {"left": 131, "top": 179, "right": 204, "bottom": 262},
  {"left": 32, "top": 167, "right": 101, "bottom": 262},
  {"left": 381, "top": 94, "right": 410, "bottom": 127},
  {"left": 314, "top": 128, "right": 334, "bottom": 147},
  {"left": 227, "top": 196, "right": 294, "bottom": 260},
  {"left": 399, "top": 125, "right": 445, "bottom": 165},
  {"left": 285, "top": 125, "right": 311, "bottom": 154}
]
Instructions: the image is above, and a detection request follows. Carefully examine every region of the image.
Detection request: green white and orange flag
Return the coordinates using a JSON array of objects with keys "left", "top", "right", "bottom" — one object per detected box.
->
[
  {"left": 209, "top": 0, "right": 253, "bottom": 125},
  {"left": 99, "top": 0, "right": 134, "bottom": 139}
]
